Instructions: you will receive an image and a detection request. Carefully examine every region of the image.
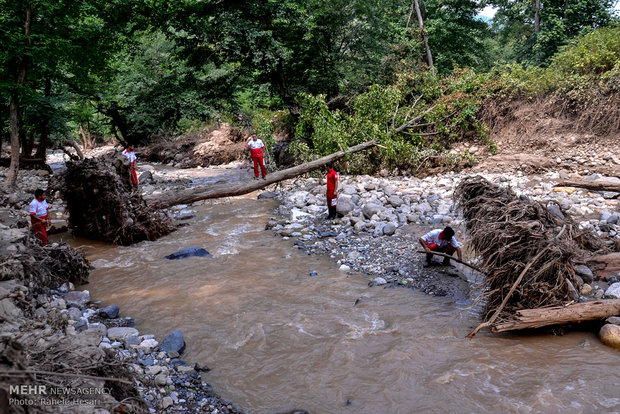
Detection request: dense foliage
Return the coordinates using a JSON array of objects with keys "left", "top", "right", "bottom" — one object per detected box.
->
[{"left": 1, "top": 0, "right": 617, "bottom": 177}]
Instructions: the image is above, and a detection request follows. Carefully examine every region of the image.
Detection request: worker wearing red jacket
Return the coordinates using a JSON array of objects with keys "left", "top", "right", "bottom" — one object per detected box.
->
[
  {"left": 325, "top": 162, "right": 339, "bottom": 220},
  {"left": 247, "top": 134, "right": 267, "bottom": 180},
  {"left": 29, "top": 189, "right": 50, "bottom": 245},
  {"left": 122, "top": 145, "right": 138, "bottom": 186}
]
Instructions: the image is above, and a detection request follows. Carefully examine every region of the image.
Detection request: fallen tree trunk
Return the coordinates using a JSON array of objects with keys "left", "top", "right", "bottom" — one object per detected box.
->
[
  {"left": 146, "top": 140, "right": 377, "bottom": 209},
  {"left": 491, "top": 299, "right": 620, "bottom": 333},
  {"left": 555, "top": 179, "right": 620, "bottom": 193}
]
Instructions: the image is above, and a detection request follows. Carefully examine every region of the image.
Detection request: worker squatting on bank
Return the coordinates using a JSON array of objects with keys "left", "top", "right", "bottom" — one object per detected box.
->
[{"left": 419, "top": 226, "right": 463, "bottom": 266}]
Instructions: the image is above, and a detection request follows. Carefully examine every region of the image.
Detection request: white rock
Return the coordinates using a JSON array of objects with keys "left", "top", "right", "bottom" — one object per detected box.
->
[
  {"left": 339, "top": 265, "right": 351, "bottom": 271},
  {"left": 604, "top": 282, "right": 620, "bottom": 299}
]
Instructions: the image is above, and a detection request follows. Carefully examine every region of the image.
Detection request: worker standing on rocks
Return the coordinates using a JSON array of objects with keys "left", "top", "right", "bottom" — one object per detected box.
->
[
  {"left": 419, "top": 226, "right": 462, "bottom": 266},
  {"left": 325, "top": 161, "right": 339, "bottom": 220},
  {"left": 29, "top": 188, "right": 50, "bottom": 246},
  {"left": 247, "top": 133, "right": 267, "bottom": 180},
  {"left": 122, "top": 145, "right": 138, "bottom": 186}
]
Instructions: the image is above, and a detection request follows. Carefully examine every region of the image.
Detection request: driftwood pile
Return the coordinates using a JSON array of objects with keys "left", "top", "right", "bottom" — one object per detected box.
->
[
  {"left": 0, "top": 238, "right": 91, "bottom": 295},
  {"left": 455, "top": 176, "right": 614, "bottom": 336},
  {"left": 51, "top": 153, "right": 174, "bottom": 245},
  {"left": 0, "top": 332, "right": 147, "bottom": 413}
]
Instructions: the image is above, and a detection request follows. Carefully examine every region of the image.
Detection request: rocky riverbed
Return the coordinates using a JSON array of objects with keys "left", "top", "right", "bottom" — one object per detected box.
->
[{"left": 263, "top": 169, "right": 620, "bottom": 329}]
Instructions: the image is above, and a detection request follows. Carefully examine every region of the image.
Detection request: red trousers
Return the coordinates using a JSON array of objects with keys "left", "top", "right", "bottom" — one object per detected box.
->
[
  {"left": 326, "top": 193, "right": 337, "bottom": 207},
  {"left": 32, "top": 216, "right": 48, "bottom": 246},
  {"left": 252, "top": 156, "right": 266, "bottom": 178},
  {"left": 130, "top": 164, "right": 138, "bottom": 186}
]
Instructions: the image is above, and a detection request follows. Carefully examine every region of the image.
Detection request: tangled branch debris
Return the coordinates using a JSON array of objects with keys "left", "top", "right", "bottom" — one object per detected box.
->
[
  {"left": 455, "top": 176, "right": 606, "bottom": 335},
  {"left": 1, "top": 237, "right": 91, "bottom": 291},
  {"left": 51, "top": 152, "right": 175, "bottom": 245}
]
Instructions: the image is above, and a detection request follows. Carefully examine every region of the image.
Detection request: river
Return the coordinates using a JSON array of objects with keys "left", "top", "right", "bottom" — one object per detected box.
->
[{"left": 59, "top": 188, "right": 619, "bottom": 414}]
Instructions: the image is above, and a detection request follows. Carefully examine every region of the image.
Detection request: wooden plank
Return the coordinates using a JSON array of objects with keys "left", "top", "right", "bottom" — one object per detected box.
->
[{"left": 491, "top": 299, "right": 620, "bottom": 333}]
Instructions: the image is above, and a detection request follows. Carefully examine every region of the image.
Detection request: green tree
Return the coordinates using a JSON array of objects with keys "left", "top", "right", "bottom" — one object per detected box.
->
[
  {"left": 491, "top": 0, "right": 615, "bottom": 64},
  {"left": 423, "top": 0, "right": 492, "bottom": 73}
]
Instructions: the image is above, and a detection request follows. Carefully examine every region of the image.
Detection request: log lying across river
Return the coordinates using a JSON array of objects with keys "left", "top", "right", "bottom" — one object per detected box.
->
[
  {"left": 146, "top": 140, "right": 377, "bottom": 209},
  {"left": 491, "top": 299, "right": 620, "bottom": 333}
]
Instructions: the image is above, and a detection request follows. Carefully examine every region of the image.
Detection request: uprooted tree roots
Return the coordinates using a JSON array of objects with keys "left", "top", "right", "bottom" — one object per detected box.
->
[
  {"left": 0, "top": 334, "right": 148, "bottom": 413},
  {"left": 51, "top": 152, "right": 175, "bottom": 245},
  {"left": 455, "top": 176, "right": 606, "bottom": 332}
]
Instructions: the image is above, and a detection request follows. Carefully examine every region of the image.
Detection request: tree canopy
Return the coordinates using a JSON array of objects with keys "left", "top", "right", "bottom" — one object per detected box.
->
[{"left": 1, "top": 0, "right": 617, "bottom": 183}]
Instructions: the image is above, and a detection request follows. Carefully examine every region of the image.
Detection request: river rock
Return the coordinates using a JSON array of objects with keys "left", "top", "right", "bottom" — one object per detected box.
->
[
  {"left": 164, "top": 247, "right": 211, "bottom": 260},
  {"left": 0, "top": 298, "right": 23, "bottom": 320},
  {"left": 139, "top": 170, "right": 153, "bottom": 184},
  {"left": 258, "top": 191, "right": 278, "bottom": 199},
  {"left": 362, "top": 203, "right": 382, "bottom": 219},
  {"left": 336, "top": 196, "right": 355, "bottom": 216},
  {"left": 67, "top": 307, "right": 82, "bottom": 321},
  {"left": 342, "top": 185, "right": 357, "bottom": 195},
  {"left": 604, "top": 282, "right": 620, "bottom": 299},
  {"left": 606, "top": 316, "right": 620, "bottom": 325},
  {"left": 547, "top": 204, "right": 565, "bottom": 222},
  {"left": 107, "top": 327, "right": 139, "bottom": 340},
  {"left": 388, "top": 196, "right": 403, "bottom": 208},
  {"left": 599, "top": 324, "right": 620, "bottom": 350},
  {"left": 373, "top": 277, "right": 387, "bottom": 285},
  {"left": 99, "top": 305, "right": 120, "bottom": 319},
  {"left": 160, "top": 330, "right": 186, "bottom": 355},
  {"left": 574, "top": 265, "right": 594, "bottom": 283},
  {"left": 174, "top": 210, "right": 195, "bottom": 220},
  {"left": 383, "top": 223, "right": 396, "bottom": 236},
  {"left": 339, "top": 264, "right": 350, "bottom": 271},
  {"left": 139, "top": 338, "right": 159, "bottom": 352},
  {"left": 154, "top": 374, "right": 168, "bottom": 386},
  {"left": 64, "top": 290, "right": 91, "bottom": 307}
]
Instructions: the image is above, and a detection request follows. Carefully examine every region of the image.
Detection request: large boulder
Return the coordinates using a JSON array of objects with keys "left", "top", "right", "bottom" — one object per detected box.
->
[
  {"left": 164, "top": 247, "right": 211, "bottom": 260},
  {"left": 336, "top": 196, "right": 355, "bottom": 216},
  {"left": 160, "top": 330, "right": 186, "bottom": 355},
  {"left": 362, "top": 203, "right": 382, "bottom": 219},
  {"left": 599, "top": 324, "right": 620, "bottom": 350}
]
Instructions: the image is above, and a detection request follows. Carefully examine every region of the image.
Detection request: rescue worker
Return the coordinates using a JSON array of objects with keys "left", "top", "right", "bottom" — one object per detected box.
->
[
  {"left": 247, "top": 134, "right": 267, "bottom": 180},
  {"left": 29, "top": 189, "right": 50, "bottom": 246},
  {"left": 325, "top": 161, "right": 339, "bottom": 220},
  {"left": 419, "top": 226, "right": 463, "bottom": 266},
  {"left": 122, "top": 145, "right": 138, "bottom": 186}
]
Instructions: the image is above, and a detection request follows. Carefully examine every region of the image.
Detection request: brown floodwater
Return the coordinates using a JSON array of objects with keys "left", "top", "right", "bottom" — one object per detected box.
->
[{"left": 59, "top": 194, "right": 620, "bottom": 414}]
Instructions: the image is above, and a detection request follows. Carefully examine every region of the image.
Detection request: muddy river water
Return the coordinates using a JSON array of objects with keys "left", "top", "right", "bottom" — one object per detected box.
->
[{"left": 61, "top": 192, "right": 619, "bottom": 414}]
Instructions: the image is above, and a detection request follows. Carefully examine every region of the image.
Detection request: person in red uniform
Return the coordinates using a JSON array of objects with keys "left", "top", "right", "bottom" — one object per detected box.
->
[
  {"left": 247, "top": 134, "right": 267, "bottom": 180},
  {"left": 122, "top": 145, "right": 138, "bottom": 186},
  {"left": 418, "top": 226, "right": 463, "bottom": 266},
  {"left": 29, "top": 189, "right": 50, "bottom": 246},
  {"left": 325, "top": 161, "right": 339, "bottom": 220}
]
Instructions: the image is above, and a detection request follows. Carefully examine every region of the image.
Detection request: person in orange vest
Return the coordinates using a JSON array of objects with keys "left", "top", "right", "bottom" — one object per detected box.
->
[
  {"left": 247, "top": 133, "right": 267, "bottom": 180},
  {"left": 325, "top": 161, "right": 339, "bottom": 220},
  {"left": 122, "top": 145, "right": 138, "bottom": 186},
  {"left": 29, "top": 189, "right": 50, "bottom": 246}
]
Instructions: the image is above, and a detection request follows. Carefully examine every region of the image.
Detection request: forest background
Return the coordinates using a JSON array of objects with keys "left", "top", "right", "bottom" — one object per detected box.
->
[{"left": 1, "top": 0, "right": 619, "bottom": 185}]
